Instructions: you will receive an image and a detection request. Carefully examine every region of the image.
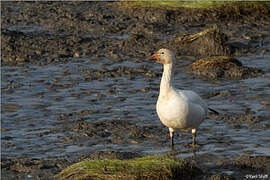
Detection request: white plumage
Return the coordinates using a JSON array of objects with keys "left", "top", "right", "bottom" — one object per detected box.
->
[{"left": 149, "top": 48, "right": 210, "bottom": 147}]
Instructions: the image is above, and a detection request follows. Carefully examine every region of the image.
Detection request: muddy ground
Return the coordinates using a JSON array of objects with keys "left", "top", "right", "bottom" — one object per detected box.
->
[{"left": 1, "top": 2, "right": 270, "bottom": 180}]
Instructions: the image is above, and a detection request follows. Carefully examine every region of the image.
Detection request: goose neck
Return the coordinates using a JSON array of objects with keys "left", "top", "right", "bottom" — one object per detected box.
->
[{"left": 160, "top": 63, "right": 173, "bottom": 94}]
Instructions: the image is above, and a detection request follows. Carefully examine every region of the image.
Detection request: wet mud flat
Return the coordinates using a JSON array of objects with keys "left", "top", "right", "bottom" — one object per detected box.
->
[{"left": 1, "top": 1, "right": 270, "bottom": 179}]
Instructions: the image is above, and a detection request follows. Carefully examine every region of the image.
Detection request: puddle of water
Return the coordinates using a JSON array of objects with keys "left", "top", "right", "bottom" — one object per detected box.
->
[
  {"left": 223, "top": 170, "right": 235, "bottom": 175},
  {"left": 7, "top": 25, "right": 47, "bottom": 33},
  {"left": 6, "top": 5, "right": 21, "bottom": 11},
  {"left": 107, "top": 34, "right": 130, "bottom": 40}
]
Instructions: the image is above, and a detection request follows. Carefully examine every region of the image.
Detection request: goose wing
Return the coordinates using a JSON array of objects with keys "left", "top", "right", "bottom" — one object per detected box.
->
[{"left": 178, "top": 90, "right": 208, "bottom": 115}]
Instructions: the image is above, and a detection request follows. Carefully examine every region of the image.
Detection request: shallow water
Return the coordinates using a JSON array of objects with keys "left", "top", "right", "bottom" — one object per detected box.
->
[{"left": 2, "top": 50, "right": 270, "bottom": 163}]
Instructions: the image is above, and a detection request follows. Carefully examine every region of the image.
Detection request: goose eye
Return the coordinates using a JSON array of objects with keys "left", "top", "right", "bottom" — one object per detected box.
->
[{"left": 161, "top": 52, "right": 164, "bottom": 54}]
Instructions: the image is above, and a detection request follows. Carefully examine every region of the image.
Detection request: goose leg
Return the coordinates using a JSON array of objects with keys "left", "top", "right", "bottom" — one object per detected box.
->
[
  {"left": 192, "top": 129, "right": 197, "bottom": 146},
  {"left": 169, "top": 128, "right": 174, "bottom": 147}
]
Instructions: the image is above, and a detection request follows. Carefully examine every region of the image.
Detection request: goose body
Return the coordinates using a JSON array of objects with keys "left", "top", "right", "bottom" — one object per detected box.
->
[
  {"left": 157, "top": 89, "right": 207, "bottom": 130},
  {"left": 149, "top": 48, "right": 210, "bottom": 147}
]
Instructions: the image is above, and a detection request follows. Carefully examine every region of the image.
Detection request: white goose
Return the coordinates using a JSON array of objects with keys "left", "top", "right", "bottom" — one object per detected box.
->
[{"left": 149, "top": 48, "right": 218, "bottom": 147}]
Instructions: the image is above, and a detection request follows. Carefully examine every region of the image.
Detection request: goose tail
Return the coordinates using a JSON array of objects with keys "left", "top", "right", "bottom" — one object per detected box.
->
[{"left": 208, "top": 107, "right": 219, "bottom": 115}]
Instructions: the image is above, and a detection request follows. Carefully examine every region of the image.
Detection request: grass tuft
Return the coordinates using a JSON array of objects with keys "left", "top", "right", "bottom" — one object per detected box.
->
[
  {"left": 57, "top": 155, "right": 200, "bottom": 180},
  {"left": 117, "top": 1, "right": 218, "bottom": 8},
  {"left": 116, "top": 1, "right": 270, "bottom": 10}
]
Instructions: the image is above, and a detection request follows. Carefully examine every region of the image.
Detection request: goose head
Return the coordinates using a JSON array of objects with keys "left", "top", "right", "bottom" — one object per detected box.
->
[{"left": 149, "top": 48, "right": 175, "bottom": 65}]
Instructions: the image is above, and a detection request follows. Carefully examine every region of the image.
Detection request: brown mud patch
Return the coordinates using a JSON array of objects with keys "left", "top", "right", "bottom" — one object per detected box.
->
[
  {"left": 118, "top": 2, "right": 270, "bottom": 24},
  {"left": 120, "top": 33, "right": 157, "bottom": 57},
  {"left": 188, "top": 56, "right": 263, "bottom": 79},
  {"left": 76, "top": 151, "right": 142, "bottom": 162},
  {"left": 1, "top": 29, "right": 121, "bottom": 65},
  {"left": 191, "top": 155, "right": 270, "bottom": 180},
  {"left": 168, "top": 25, "right": 232, "bottom": 57},
  {"left": 233, "top": 156, "right": 270, "bottom": 173},
  {"left": 80, "top": 64, "right": 159, "bottom": 80},
  {"left": 2, "top": 2, "right": 270, "bottom": 65},
  {"left": 1, "top": 158, "right": 71, "bottom": 179},
  {"left": 68, "top": 119, "right": 166, "bottom": 146},
  {"left": 214, "top": 113, "right": 270, "bottom": 130},
  {"left": 1, "top": 2, "right": 125, "bottom": 35}
]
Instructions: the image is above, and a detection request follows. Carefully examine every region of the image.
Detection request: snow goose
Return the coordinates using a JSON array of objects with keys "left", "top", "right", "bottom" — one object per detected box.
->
[{"left": 149, "top": 48, "right": 218, "bottom": 148}]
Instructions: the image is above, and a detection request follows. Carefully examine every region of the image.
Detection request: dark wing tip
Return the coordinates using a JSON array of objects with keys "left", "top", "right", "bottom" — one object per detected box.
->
[{"left": 208, "top": 108, "right": 219, "bottom": 115}]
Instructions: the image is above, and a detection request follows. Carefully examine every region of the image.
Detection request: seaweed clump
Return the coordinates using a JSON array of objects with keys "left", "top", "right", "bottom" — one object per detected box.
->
[
  {"left": 188, "top": 56, "right": 263, "bottom": 79},
  {"left": 169, "top": 25, "right": 232, "bottom": 58}
]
